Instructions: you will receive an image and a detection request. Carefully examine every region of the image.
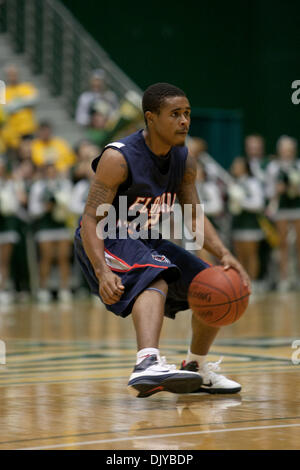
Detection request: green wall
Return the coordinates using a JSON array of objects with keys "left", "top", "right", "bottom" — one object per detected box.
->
[{"left": 62, "top": 0, "right": 300, "bottom": 155}]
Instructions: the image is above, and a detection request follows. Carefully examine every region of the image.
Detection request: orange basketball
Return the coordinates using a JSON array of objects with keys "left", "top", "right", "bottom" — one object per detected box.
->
[{"left": 187, "top": 266, "right": 250, "bottom": 327}]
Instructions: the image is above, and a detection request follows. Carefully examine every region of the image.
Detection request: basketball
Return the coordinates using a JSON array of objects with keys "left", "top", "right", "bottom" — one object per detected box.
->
[{"left": 188, "top": 266, "right": 250, "bottom": 327}]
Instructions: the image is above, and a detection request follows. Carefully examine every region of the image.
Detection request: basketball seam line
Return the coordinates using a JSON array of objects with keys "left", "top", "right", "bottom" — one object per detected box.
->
[
  {"left": 189, "top": 293, "right": 250, "bottom": 308},
  {"left": 218, "top": 268, "right": 238, "bottom": 321},
  {"left": 190, "top": 280, "right": 230, "bottom": 301}
]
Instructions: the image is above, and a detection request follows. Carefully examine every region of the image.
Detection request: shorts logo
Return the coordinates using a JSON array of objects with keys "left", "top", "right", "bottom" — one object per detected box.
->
[{"left": 151, "top": 254, "right": 170, "bottom": 264}]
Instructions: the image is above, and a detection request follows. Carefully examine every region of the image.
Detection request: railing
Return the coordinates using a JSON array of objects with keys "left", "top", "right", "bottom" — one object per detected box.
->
[{"left": 0, "top": 0, "right": 143, "bottom": 116}]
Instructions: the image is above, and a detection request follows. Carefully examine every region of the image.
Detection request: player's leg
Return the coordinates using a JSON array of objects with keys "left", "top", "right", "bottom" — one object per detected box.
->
[
  {"left": 131, "top": 275, "right": 168, "bottom": 350},
  {"left": 74, "top": 233, "right": 203, "bottom": 397},
  {"left": 182, "top": 312, "right": 241, "bottom": 394},
  {"left": 154, "top": 238, "right": 242, "bottom": 394},
  {"left": 128, "top": 274, "right": 203, "bottom": 398},
  {"left": 190, "top": 314, "right": 220, "bottom": 356}
]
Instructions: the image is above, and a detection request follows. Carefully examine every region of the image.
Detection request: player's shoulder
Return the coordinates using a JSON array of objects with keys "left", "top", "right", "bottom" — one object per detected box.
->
[
  {"left": 91, "top": 130, "right": 142, "bottom": 172},
  {"left": 107, "top": 129, "right": 143, "bottom": 148}
]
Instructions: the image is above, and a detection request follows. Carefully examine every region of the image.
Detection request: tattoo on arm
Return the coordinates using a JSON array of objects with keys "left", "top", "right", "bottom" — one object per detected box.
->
[
  {"left": 83, "top": 155, "right": 128, "bottom": 221},
  {"left": 84, "top": 181, "right": 117, "bottom": 220}
]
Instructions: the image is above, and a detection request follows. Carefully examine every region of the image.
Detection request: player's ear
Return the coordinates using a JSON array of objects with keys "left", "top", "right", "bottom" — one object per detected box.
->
[{"left": 145, "top": 110, "right": 154, "bottom": 127}]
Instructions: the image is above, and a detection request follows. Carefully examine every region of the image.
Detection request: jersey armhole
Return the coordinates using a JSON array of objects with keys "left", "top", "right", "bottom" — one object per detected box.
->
[{"left": 91, "top": 145, "right": 132, "bottom": 190}]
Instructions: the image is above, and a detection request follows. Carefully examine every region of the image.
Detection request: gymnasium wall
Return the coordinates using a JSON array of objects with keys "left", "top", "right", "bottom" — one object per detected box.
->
[{"left": 62, "top": 0, "right": 300, "bottom": 156}]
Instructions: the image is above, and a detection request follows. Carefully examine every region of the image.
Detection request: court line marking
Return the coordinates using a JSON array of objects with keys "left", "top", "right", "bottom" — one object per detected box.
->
[
  {"left": 1, "top": 416, "right": 299, "bottom": 446},
  {"left": 18, "top": 423, "right": 300, "bottom": 450},
  {"left": 1, "top": 365, "right": 299, "bottom": 387}
]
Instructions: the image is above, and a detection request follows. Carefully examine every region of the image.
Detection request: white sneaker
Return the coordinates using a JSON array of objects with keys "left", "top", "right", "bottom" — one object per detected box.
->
[
  {"left": 58, "top": 289, "right": 73, "bottom": 303},
  {"left": 36, "top": 289, "right": 51, "bottom": 303},
  {"left": 128, "top": 354, "right": 203, "bottom": 398},
  {"left": 181, "top": 357, "right": 241, "bottom": 394}
]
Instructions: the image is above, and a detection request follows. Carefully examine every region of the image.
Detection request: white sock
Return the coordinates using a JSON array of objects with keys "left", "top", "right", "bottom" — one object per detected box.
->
[
  {"left": 136, "top": 348, "right": 160, "bottom": 365},
  {"left": 186, "top": 349, "right": 207, "bottom": 369}
]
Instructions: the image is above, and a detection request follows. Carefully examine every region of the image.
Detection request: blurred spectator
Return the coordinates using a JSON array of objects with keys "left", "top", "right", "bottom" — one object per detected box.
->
[
  {"left": 270, "top": 136, "right": 300, "bottom": 291},
  {"left": 1, "top": 65, "right": 38, "bottom": 153},
  {"left": 31, "top": 121, "right": 76, "bottom": 173},
  {"left": 228, "top": 157, "right": 265, "bottom": 289},
  {"left": 85, "top": 107, "right": 110, "bottom": 148},
  {"left": 28, "top": 164, "right": 73, "bottom": 303},
  {"left": 75, "top": 69, "right": 119, "bottom": 127},
  {"left": 245, "top": 134, "right": 271, "bottom": 183},
  {"left": 194, "top": 160, "right": 224, "bottom": 264},
  {"left": 245, "top": 134, "right": 275, "bottom": 286},
  {"left": 0, "top": 157, "right": 26, "bottom": 303},
  {"left": 0, "top": 105, "right": 6, "bottom": 156},
  {"left": 187, "top": 136, "right": 219, "bottom": 182},
  {"left": 72, "top": 140, "right": 100, "bottom": 183},
  {"left": 196, "top": 162, "right": 224, "bottom": 221},
  {"left": 69, "top": 159, "right": 95, "bottom": 297},
  {"left": 70, "top": 161, "right": 94, "bottom": 216},
  {"left": 17, "top": 134, "right": 34, "bottom": 162}
]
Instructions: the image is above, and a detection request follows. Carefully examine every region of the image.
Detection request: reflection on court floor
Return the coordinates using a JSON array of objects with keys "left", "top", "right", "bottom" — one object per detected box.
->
[{"left": 0, "top": 292, "right": 299, "bottom": 450}]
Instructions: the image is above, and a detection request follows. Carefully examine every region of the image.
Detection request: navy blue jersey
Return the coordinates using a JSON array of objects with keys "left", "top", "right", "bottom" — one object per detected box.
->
[
  {"left": 75, "top": 129, "right": 210, "bottom": 318},
  {"left": 91, "top": 129, "right": 188, "bottom": 232}
]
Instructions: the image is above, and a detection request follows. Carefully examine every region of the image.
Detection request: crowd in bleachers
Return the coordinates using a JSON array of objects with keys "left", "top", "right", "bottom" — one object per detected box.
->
[
  {"left": 188, "top": 133, "right": 300, "bottom": 294},
  {"left": 1, "top": 64, "right": 300, "bottom": 305}
]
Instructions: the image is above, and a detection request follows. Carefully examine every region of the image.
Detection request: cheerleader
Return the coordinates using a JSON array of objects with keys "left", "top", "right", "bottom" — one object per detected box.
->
[
  {"left": 0, "top": 158, "right": 23, "bottom": 303},
  {"left": 269, "top": 136, "right": 300, "bottom": 291},
  {"left": 228, "top": 157, "right": 265, "bottom": 287},
  {"left": 28, "top": 163, "right": 73, "bottom": 302},
  {"left": 195, "top": 161, "right": 224, "bottom": 263},
  {"left": 70, "top": 161, "right": 94, "bottom": 216}
]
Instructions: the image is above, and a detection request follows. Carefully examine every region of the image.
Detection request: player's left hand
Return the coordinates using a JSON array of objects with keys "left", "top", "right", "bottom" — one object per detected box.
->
[{"left": 220, "top": 252, "right": 252, "bottom": 293}]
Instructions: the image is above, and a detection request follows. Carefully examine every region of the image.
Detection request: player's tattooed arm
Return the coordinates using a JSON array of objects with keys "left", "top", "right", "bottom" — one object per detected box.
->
[
  {"left": 81, "top": 148, "right": 128, "bottom": 281},
  {"left": 83, "top": 151, "right": 128, "bottom": 222},
  {"left": 84, "top": 180, "right": 118, "bottom": 222}
]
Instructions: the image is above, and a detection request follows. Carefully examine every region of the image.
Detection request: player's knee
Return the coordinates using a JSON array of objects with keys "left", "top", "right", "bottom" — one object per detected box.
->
[{"left": 150, "top": 275, "right": 168, "bottom": 295}]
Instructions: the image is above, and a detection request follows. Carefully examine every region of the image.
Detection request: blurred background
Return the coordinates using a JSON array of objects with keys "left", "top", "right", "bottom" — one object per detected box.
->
[{"left": 0, "top": 0, "right": 300, "bottom": 305}]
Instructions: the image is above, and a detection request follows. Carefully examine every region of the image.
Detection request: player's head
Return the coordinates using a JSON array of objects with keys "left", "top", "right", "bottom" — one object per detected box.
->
[{"left": 142, "top": 83, "right": 191, "bottom": 147}]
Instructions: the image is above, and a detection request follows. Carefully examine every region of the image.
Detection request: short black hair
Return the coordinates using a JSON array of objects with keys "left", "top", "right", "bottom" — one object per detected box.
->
[
  {"left": 39, "top": 120, "right": 52, "bottom": 129},
  {"left": 142, "top": 82, "right": 186, "bottom": 124}
]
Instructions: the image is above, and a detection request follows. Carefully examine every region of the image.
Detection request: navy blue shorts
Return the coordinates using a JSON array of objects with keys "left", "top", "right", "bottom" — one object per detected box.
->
[{"left": 74, "top": 228, "right": 210, "bottom": 319}]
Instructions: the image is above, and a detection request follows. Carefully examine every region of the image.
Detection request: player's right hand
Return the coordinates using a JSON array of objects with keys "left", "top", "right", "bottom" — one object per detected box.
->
[{"left": 98, "top": 271, "right": 125, "bottom": 305}]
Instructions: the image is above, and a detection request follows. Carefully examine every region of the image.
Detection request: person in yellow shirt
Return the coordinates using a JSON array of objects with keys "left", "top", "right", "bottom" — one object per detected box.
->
[
  {"left": 0, "top": 105, "right": 6, "bottom": 155},
  {"left": 2, "top": 65, "right": 38, "bottom": 151},
  {"left": 32, "top": 121, "right": 76, "bottom": 173}
]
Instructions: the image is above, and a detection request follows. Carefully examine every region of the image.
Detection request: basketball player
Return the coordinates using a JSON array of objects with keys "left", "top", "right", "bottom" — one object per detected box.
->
[{"left": 74, "top": 83, "right": 251, "bottom": 398}]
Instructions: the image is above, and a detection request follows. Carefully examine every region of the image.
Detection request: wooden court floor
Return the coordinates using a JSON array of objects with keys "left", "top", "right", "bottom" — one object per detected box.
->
[{"left": 0, "top": 291, "right": 299, "bottom": 450}]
